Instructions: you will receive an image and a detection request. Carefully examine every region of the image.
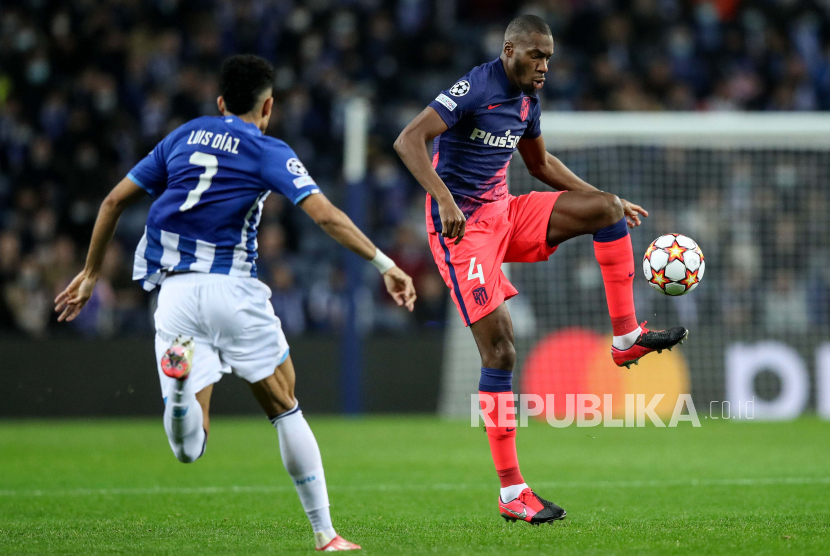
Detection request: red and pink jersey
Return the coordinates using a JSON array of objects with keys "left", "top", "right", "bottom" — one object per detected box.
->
[{"left": 426, "top": 58, "right": 542, "bottom": 233}]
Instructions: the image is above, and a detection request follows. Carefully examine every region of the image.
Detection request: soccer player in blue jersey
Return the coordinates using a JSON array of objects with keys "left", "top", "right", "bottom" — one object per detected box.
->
[
  {"left": 55, "top": 55, "right": 415, "bottom": 552},
  {"left": 395, "top": 15, "right": 687, "bottom": 524}
]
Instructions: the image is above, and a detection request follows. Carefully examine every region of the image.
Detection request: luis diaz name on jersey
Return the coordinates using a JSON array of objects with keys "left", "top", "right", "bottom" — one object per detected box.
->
[
  {"left": 186, "top": 129, "right": 240, "bottom": 154},
  {"left": 469, "top": 128, "right": 520, "bottom": 149}
]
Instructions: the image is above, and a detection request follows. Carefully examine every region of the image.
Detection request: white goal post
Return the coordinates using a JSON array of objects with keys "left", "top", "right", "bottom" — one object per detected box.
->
[{"left": 439, "top": 112, "right": 830, "bottom": 420}]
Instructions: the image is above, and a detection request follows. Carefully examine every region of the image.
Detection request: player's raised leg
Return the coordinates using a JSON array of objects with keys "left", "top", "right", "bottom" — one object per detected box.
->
[
  {"left": 546, "top": 191, "right": 688, "bottom": 367},
  {"left": 248, "top": 356, "right": 360, "bottom": 552},
  {"left": 472, "top": 303, "right": 566, "bottom": 525},
  {"left": 160, "top": 336, "right": 209, "bottom": 463}
]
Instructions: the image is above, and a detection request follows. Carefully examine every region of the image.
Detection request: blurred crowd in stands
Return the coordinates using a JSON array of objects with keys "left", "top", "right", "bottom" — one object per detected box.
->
[{"left": 2, "top": 0, "right": 830, "bottom": 337}]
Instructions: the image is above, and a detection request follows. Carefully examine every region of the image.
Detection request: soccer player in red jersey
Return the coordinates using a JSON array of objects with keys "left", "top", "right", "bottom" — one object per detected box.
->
[{"left": 395, "top": 15, "right": 688, "bottom": 524}]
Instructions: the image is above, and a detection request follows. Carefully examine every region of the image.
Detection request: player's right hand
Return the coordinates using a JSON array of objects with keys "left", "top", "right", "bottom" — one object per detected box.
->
[
  {"left": 54, "top": 271, "right": 97, "bottom": 322},
  {"left": 383, "top": 266, "right": 416, "bottom": 312},
  {"left": 439, "top": 201, "right": 466, "bottom": 244}
]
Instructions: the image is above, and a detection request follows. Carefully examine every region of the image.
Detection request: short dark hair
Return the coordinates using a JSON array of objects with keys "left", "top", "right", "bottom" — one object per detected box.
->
[
  {"left": 219, "top": 55, "right": 275, "bottom": 115},
  {"left": 505, "top": 14, "right": 552, "bottom": 42}
]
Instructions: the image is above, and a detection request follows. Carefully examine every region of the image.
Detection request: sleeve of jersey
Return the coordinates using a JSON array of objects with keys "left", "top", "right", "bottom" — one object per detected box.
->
[
  {"left": 428, "top": 71, "right": 486, "bottom": 129},
  {"left": 522, "top": 102, "right": 543, "bottom": 139},
  {"left": 260, "top": 142, "right": 321, "bottom": 204},
  {"left": 127, "top": 135, "right": 171, "bottom": 198}
]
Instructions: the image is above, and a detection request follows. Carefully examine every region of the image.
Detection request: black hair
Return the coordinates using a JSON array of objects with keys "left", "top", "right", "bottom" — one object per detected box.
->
[
  {"left": 504, "top": 14, "right": 552, "bottom": 42},
  {"left": 218, "top": 54, "right": 275, "bottom": 115}
]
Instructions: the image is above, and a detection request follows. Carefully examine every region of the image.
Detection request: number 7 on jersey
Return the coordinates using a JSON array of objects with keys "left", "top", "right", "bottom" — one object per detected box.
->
[{"left": 180, "top": 151, "right": 218, "bottom": 211}]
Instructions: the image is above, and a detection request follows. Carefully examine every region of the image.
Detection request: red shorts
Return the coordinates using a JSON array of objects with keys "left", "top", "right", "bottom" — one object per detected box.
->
[{"left": 427, "top": 190, "right": 565, "bottom": 326}]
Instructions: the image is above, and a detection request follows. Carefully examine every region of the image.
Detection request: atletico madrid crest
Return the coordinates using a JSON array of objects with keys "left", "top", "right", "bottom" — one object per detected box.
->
[
  {"left": 520, "top": 97, "right": 530, "bottom": 122},
  {"left": 472, "top": 286, "right": 488, "bottom": 306}
]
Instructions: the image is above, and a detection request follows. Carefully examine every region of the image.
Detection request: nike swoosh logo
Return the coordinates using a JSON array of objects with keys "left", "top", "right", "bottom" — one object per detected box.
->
[
  {"left": 504, "top": 507, "right": 527, "bottom": 519},
  {"left": 629, "top": 272, "right": 634, "bottom": 277},
  {"left": 488, "top": 104, "right": 502, "bottom": 109},
  {"left": 506, "top": 427, "right": 515, "bottom": 432}
]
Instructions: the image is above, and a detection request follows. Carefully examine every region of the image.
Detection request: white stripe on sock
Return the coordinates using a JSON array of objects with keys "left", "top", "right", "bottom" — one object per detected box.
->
[
  {"left": 613, "top": 326, "right": 641, "bottom": 350},
  {"left": 500, "top": 482, "right": 528, "bottom": 502}
]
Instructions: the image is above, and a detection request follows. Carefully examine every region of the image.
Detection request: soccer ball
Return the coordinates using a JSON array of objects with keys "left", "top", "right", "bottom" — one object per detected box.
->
[{"left": 643, "top": 234, "right": 704, "bottom": 296}]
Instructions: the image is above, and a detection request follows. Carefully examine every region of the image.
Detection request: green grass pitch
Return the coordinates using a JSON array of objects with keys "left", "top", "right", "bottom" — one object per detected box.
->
[{"left": 1, "top": 417, "right": 829, "bottom": 555}]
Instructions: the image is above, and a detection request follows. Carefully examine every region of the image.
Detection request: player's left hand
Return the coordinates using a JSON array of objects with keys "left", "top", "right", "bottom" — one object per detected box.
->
[
  {"left": 383, "top": 266, "right": 417, "bottom": 312},
  {"left": 55, "top": 271, "right": 98, "bottom": 322},
  {"left": 620, "top": 199, "right": 648, "bottom": 227}
]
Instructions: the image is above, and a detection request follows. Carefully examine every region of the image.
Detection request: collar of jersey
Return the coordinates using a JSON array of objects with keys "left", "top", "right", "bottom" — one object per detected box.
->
[{"left": 221, "top": 114, "right": 263, "bottom": 136}]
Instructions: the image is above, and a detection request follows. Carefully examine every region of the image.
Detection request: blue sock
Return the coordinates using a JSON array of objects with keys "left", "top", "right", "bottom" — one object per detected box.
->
[
  {"left": 478, "top": 368, "right": 524, "bottom": 493},
  {"left": 479, "top": 367, "right": 513, "bottom": 392},
  {"left": 593, "top": 217, "right": 628, "bottom": 242}
]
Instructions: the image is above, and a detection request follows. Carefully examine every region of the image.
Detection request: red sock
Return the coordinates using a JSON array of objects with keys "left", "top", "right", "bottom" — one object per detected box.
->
[
  {"left": 594, "top": 233, "right": 638, "bottom": 336},
  {"left": 479, "top": 390, "right": 524, "bottom": 487}
]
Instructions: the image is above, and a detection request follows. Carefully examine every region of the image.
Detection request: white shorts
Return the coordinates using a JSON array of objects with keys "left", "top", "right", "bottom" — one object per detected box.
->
[{"left": 154, "top": 273, "right": 290, "bottom": 400}]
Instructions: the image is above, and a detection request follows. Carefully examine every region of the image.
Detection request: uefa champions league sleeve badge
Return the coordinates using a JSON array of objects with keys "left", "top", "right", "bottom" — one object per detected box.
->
[{"left": 449, "top": 80, "right": 470, "bottom": 97}]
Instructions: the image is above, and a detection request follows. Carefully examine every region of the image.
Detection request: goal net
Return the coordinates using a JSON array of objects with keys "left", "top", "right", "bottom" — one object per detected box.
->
[{"left": 439, "top": 113, "right": 830, "bottom": 421}]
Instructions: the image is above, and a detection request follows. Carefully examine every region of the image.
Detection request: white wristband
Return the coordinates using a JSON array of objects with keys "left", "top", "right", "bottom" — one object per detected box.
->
[{"left": 370, "top": 248, "right": 396, "bottom": 274}]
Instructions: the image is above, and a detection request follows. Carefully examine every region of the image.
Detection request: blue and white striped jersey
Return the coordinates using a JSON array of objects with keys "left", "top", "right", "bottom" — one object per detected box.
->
[{"left": 127, "top": 115, "right": 320, "bottom": 290}]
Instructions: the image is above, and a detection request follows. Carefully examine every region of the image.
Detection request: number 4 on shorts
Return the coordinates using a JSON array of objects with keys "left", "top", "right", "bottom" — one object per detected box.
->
[{"left": 468, "top": 257, "right": 484, "bottom": 285}]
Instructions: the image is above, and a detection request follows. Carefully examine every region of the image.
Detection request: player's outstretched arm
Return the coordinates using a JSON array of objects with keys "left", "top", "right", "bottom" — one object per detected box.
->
[
  {"left": 517, "top": 136, "right": 648, "bottom": 227},
  {"left": 517, "top": 135, "right": 599, "bottom": 193},
  {"left": 299, "top": 193, "right": 416, "bottom": 311},
  {"left": 394, "top": 107, "right": 467, "bottom": 244},
  {"left": 55, "top": 177, "right": 147, "bottom": 322}
]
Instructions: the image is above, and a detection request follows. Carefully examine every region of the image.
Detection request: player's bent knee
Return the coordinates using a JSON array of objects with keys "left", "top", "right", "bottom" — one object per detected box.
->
[
  {"left": 602, "top": 193, "right": 624, "bottom": 225},
  {"left": 482, "top": 340, "right": 516, "bottom": 371}
]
